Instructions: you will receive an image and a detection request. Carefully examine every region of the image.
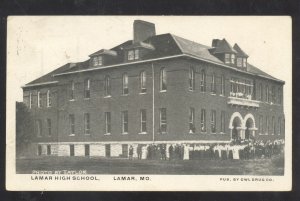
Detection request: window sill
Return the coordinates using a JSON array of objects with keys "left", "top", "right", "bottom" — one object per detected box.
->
[
  {"left": 211, "top": 132, "right": 217, "bottom": 134},
  {"left": 104, "top": 133, "right": 111, "bottom": 135},
  {"left": 219, "top": 132, "right": 226, "bottom": 134},
  {"left": 138, "top": 132, "right": 148, "bottom": 135},
  {"left": 69, "top": 134, "right": 75, "bottom": 136},
  {"left": 121, "top": 94, "right": 129, "bottom": 96},
  {"left": 160, "top": 90, "right": 167, "bottom": 93},
  {"left": 122, "top": 132, "right": 128, "bottom": 135},
  {"left": 188, "top": 89, "right": 194, "bottom": 92},
  {"left": 69, "top": 99, "right": 75, "bottom": 102},
  {"left": 219, "top": 95, "right": 225, "bottom": 97},
  {"left": 211, "top": 93, "right": 216, "bottom": 96},
  {"left": 47, "top": 106, "right": 52, "bottom": 108},
  {"left": 104, "top": 95, "right": 111, "bottom": 98},
  {"left": 139, "top": 92, "right": 147, "bottom": 95}
]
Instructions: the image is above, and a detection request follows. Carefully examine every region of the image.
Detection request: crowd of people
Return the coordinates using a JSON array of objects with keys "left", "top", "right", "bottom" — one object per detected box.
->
[
  {"left": 190, "top": 139, "right": 284, "bottom": 160},
  {"left": 131, "top": 139, "right": 284, "bottom": 161}
]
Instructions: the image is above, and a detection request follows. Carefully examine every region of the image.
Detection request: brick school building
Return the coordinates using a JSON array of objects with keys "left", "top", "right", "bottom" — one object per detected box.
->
[{"left": 21, "top": 20, "right": 285, "bottom": 159}]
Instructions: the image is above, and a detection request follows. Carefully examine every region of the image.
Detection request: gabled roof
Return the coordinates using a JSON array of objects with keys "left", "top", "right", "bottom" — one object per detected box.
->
[
  {"left": 24, "top": 33, "right": 284, "bottom": 87},
  {"left": 89, "top": 49, "right": 117, "bottom": 57},
  {"left": 170, "top": 34, "right": 223, "bottom": 64},
  {"left": 24, "top": 63, "right": 73, "bottom": 86},
  {"left": 247, "top": 63, "right": 283, "bottom": 83},
  {"left": 233, "top": 43, "right": 249, "bottom": 58},
  {"left": 210, "top": 38, "right": 237, "bottom": 54}
]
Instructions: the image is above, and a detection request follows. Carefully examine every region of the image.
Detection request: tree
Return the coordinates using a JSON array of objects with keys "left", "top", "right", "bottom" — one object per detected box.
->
[{"left": 16, "top": 102, "right": 34, "bottom": 157}]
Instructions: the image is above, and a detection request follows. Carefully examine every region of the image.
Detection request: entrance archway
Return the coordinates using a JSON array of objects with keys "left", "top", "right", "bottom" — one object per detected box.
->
[
  {"left": 243, "top": 113, "right": 257, "bottom": 140},
  {"left": 245, "top": 118, "right": 254, "bottom": 139},
  {"left": 229, "top": 112, "right": 243, "bottom": 140}
]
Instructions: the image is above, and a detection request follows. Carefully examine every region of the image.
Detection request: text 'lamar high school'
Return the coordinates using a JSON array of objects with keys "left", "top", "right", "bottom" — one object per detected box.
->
[{"left": 22, "top": 20, "right": 285, "bottom": 159}]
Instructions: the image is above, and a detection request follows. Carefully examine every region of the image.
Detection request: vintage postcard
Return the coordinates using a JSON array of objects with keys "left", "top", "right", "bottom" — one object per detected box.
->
[{"left": 6, "top": 16, "right": 292, "bottom": 191}]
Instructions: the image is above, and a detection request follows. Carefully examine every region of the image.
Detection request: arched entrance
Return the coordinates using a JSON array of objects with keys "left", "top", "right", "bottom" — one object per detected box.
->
[
  {"left": 243, "top": 113, "right": 257, "bottom": 140},
  {"left": 229, "top": 112, "right": 243, "bottom": 141},
  {"left": 245, "top": 118, "right": 254, "bottom": 139}
]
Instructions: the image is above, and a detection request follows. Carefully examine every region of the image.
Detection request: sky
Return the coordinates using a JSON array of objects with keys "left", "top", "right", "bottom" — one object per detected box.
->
[{"left": 7, "top": 16, "right": 291, "bottom": 108}]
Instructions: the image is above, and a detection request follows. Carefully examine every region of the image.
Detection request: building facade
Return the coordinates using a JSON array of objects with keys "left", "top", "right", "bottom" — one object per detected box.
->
[{"left": 22, "top": 20, "right": 285, "bottom": 159}]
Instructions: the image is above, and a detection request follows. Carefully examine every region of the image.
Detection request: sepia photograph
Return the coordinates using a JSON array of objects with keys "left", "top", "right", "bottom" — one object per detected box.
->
[{"left": 6, "top": 16, "right": 292, "bottom": 191}]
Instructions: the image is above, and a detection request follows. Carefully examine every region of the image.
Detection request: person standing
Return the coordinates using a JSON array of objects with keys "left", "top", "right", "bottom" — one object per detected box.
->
[
  {"left": 137, "top": 145, "right": 142, "bottom": 160},
  {"left": 129, "top": 145, "right": 134, "bottom": 160},
  {"left": 169, "top": 145, "right": 173, "bottom": 160}
]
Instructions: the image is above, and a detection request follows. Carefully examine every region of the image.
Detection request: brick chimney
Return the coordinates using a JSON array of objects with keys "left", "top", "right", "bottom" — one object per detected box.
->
[{"left": 133, "top": 20, "right": 156, "bottom": 43}]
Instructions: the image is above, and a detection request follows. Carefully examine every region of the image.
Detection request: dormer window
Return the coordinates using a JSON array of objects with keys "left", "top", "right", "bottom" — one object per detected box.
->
[
  {"left": 231, "top": 54, "right": 235, "bottom": 64},
  {"left": 225, "top": 54, "right": 230, "bottom": 64},
  {"left": 128, "top": 49, "right": 139, "bottom": 61},
  {"left": 92, "top": 56, "right": 103, "bottom": 66},
  {"left": 243, "top": 58, "right": 247, "bottom": 68},
  {"left": 237, "top": 58, "right": 242, "bottom": 67}
]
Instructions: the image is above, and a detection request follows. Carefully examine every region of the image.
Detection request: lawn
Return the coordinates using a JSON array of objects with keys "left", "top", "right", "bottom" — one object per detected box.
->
[{"left": 16, "top": 155, "right": 284, "bottom": 175}]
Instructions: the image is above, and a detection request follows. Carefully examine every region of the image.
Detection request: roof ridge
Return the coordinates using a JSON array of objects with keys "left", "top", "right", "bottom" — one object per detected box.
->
[{"left": 170, "top": 34, "right": 211, "bottom": 48}]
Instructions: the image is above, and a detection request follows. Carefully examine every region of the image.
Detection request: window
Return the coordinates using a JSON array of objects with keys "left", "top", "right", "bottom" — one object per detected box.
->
[
  {"left": 159, "top": 108, "right": 167, "bottom": 133},
  {"left": 92, "top": 56, "right": 102, "bottom": 66},
  {"left": 84, "top": 113, "right": 90, "bottom": 135},
  {"left": 85, "top": 144, "right": 90, "bottom": 156},
  {"left": 220, "top": 111, "right": 225, "bottom": 133},
  {"left": 47, "top": 145, "right": 51, "bottom": 155},
  {"left": 265, "top": 116, "right": 269, "bottom": 135},
  {"left": 271, "top": 86, "right": 276, "bottom": 104},
  {"left": 29, "top": 92, "right": 32, "bottom": 109},
  {"left": 37, "top": 91, "right": 41, "bottom": 108},
  {"left": 46, "top": 119, "right": 51, "bottom": 136},
  {"left": 160, "top": 68, "right": 167, "bottom": 91},
  {"left": 189, "top": 67, "right": 195, "bottom": 91},
  {"left": 128, "top": 50, "right": 134, "bottom": 60},
  {"left": 36, "top": 120, "right": 42, "bottom": 137},
  {"left": 243, "top": 58, "right": 247, "bottom": 67},
  {"left": 84, "top": 79, "right": 90, "bottom": 99},
  {"left": 70, "top": 81, "right": 75, "bottom": 100},
  {"left": 122, "top": 111, "right": 128, "bottom": 134},
  {"left": 47, "top": 90, "right": 52, "bottom": 107},
  {"left": 69, "top": 114, "right": 75, "bottom": 135},
  {"left": 201, "top": 109, "right": 206, "bottom": 132},
  {"left": 259, "top": 83, "right": 263, "bottom": 101},
  {"left": 278, "top": 87, "right": 282, "bottom": 104},
  {"left": 200, "top": 70, "right": 206, "bottom": 92},
  {"left": 211, "top": 110, "right": 216, "bottom": 133},
  {"left": 134, "top": 49, "right": 139, "bottom": 60},
  {"left": 259, "top": 115, "right": 263, "bottom": 134},
  {"left": 237, "top": 58, "right": 242, "bottom": 67},
  {"left": 225, "top": 54, "right": 230, "bottom": 64},
  {"left": 220, "top": 75, "right": 225, "bottom": 96},
  {"left": 211, "top": 73, "right": 216, "bottom": 94},
  {"left": 105, "top": 112, "right": 111, "bottom": 134},
  {"left": 140, "top": 109, "right": 147, "bottom": 133},
  {"left": 189, "top": 107, "right": 195, "bottom": 133},
  {"left": 278, "top": 117, "right": 282, "bottom": 135},
  {"left": 70, "top": 145, "right": 75, "bottom": 156},
  {"left": 122, "top": 73, "right": 129, "bottom": 95},
  {"left": 272, "top": 116, "right": 275, "bottom": 135},
  {"left": 231, "top": 54, "right": 235, "bottom": 64},
  {"left": 104, "top": 75, "right": 111, "bottom": 96},
  {"left": 140, "top": 71, "right": 147, "bottom": 93},
  {"left": 266, "top": 85, "right": 269, "bottom": 103},
  {"left": 37, "top": 145, "right": 42, "bottom": 156}
]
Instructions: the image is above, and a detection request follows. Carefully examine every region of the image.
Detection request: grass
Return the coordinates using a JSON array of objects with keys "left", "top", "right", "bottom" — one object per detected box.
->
[{"left": 16, "top": 155, "right": 284, "bottom": 175}]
